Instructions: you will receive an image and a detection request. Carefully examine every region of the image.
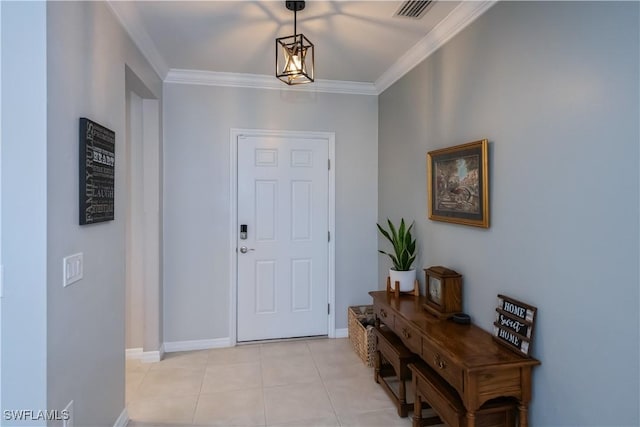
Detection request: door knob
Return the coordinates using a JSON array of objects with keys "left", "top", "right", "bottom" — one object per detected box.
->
[{"left": 239, "top": 246, "right": 255, "bottom": 254}]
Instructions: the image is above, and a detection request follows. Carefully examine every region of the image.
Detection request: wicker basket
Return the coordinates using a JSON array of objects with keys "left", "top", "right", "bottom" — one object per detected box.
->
[{"left": 348, "top": 305, "right": 376, "bottom": 367}]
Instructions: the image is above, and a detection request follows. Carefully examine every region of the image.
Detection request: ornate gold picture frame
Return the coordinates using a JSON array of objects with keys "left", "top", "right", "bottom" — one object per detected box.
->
[{"left": 427, "top": 139, "right": 489, "bottom": 228}]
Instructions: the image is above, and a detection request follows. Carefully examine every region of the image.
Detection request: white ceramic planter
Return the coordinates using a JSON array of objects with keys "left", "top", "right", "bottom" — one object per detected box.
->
[{"left": 389, "top": 268, "right": 416, "bottom": 292}]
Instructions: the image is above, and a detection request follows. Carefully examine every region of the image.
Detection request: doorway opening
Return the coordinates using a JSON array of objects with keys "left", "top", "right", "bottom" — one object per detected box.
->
[{"left": 124, "top": 66, "right": 162, "bottom": 365}]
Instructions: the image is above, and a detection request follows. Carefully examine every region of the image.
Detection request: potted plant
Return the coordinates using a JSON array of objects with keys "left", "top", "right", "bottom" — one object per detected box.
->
[{"left": 377, "top": 218, "right": 417, "bottom": 292}]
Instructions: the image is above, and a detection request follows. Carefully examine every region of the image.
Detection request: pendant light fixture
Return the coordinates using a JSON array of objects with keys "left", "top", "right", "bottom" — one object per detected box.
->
[{"left": 275, "top": 1, "right": 314, "bottom": 85}]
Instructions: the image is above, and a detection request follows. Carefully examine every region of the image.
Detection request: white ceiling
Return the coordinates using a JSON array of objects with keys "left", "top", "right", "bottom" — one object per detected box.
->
[{"left": 109, "top": 1, "right": 496, "bottom": 93}]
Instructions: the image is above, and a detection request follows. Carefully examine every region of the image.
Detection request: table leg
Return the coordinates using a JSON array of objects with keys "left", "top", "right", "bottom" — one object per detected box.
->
[
  {"left": 518, "top": 402, "right": 529, "bottom": 427},
  {"left": 466, "top": 410, "right": 476, "bottom": 427},
  {"left": 374, "top": 350, "right": 381, "bottom": 384},
  {"left": 412, "top": 394, "right": 423, "bottom": 427},
  {"left": 399, "top": 374, "right": 407, "bottom": 417}
]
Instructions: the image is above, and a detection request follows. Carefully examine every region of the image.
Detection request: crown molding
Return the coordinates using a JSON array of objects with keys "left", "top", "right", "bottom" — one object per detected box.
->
[
  {"left": 165, "top": 69, "right": 378, "bottom": 96},
  {"left": 375, "top": 0, "right": 498, "bottom": 94},
  {"left": 106, "top": 1, "right": 169, "bottom": 80},
  {"left": 107, "top": 0, "right": 495, "bottom": 95}
]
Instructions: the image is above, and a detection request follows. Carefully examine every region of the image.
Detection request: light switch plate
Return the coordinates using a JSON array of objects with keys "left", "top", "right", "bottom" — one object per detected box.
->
[{"left": 63, "top": 253, "right": 83, "bottom": 287}]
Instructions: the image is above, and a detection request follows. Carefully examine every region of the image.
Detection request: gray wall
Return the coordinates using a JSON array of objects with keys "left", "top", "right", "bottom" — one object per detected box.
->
[
  {"left": 378, "top": 2, "right": 639, "bottom": 425},
  {"left": 163, "top": 84, "right": 378, "bottom": 342},
  {"left": 46, "top": 2, "right": 161, "bottom": 425},
  {"left": 1, "top": 2, "right": 48, "bottom": 422}
]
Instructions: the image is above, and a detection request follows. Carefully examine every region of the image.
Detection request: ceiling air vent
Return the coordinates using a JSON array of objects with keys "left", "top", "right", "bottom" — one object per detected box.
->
[{"left": 394, "top": 0, "right": 434, "bottom": 19}]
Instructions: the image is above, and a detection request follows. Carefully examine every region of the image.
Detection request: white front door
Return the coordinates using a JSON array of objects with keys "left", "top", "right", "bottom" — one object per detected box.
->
[{"left": 237, "top": 133, "right": 329, "bottom": 342}]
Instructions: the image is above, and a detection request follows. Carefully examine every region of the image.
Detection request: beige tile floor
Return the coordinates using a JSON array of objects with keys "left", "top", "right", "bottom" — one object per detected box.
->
[{"left": 126, "top": 338, "right": 416, "bottom": 427}]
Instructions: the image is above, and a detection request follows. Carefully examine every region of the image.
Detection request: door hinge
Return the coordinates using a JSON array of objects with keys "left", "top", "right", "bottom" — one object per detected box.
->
[
  {"left": 328, "top": 303, "right": 330, "bottom": 314},
  {"left": 328, "top": 159, "right": 331, "bottom": 170},
  {"left": 328, "top": 231, "right": 331, "bottom": 242}
]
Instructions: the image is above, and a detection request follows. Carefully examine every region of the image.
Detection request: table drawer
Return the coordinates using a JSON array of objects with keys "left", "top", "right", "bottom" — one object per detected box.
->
[
  {"left": 374, "top": 326, "right": 414, "bottom": 378},
  {"left": 422, "top": 338, "right": 464, "bottom": 394},
  {"left": 393, "top": 315, "right": 422, "bottom": 354},
  {"left": 374, "top": 302, "right": 394, "bottom": 329}
]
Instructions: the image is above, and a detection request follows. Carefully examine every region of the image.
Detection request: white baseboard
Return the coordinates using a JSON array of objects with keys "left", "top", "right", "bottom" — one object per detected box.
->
[
  {"left": 163, "top": 337, "right": 231, "bottom": 353},
  {"left": 125, "top": 346, "right": 163, "bottom": 363},
  {"left": 334, "top": 328, "right": 348, "bottom": 338},
  {"left": 113, "top": 407, "right": 129, "bottom": 427},
  {"left": 141, "top": 350, "right": 162, "bottom": 363},
  {"left": 125, "top": 348, "right": 142, "bottom": 359}
]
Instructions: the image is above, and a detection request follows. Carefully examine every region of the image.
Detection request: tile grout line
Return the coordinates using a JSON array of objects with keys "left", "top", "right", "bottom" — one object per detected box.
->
[
  {"left": 127, "top": 362, "right": 150, "bottom": 405},
  {"left": 189, "top": 350, "right": 211, "bottom": 425},
  {"left": 259, "top": 344, "right": 269, "bottom": 427},
  {"left": 306, "top": 340, "right": 343, "bottom": 426}
]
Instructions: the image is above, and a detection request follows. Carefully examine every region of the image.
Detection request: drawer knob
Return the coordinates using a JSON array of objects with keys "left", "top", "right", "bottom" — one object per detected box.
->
[
  {"left": 380, "top": 309, "right": 388, "bottom": 318},
  {"left": 434, "top": 354, "right": 447, "bottom": 370},
  {"left": 402, "top": 328, "right": 411, "bottom": 339}
]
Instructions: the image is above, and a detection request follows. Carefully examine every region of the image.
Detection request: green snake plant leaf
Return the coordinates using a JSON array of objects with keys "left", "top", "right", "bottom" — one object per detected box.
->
[
  {"left": 376, "top": 223, "right": 393, "bottom": 245},
  {"left": 387, "top": 218, "right": 399, "bottom": 255},
  {"left": 377, "top": 218, "right": 418, "bottom": 271}
]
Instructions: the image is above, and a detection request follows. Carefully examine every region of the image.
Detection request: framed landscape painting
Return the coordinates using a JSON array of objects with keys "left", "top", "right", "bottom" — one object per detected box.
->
[{"left": 427, "top": 139, "right": 489, "bottom": 228}]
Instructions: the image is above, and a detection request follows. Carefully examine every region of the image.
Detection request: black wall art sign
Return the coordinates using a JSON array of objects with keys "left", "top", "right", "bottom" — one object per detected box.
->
[{"left": 79, "top": 118, "right": 115, "bottom": 225}]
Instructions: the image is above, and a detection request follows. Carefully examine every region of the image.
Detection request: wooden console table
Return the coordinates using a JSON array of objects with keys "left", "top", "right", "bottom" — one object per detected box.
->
[{"left": 370, "top": 291, "right": 540, "bottom": 427}]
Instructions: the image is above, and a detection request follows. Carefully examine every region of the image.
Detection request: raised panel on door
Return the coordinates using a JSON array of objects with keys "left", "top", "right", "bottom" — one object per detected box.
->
[
  {"left": 255, "top": 260, "right": 276, "bottom": 314},
  {"left": 291, "top": 258, "right": 312, "bottom": 312},
  {"left": 255, "top": 180, "right": 277, "bottom": 241},
  {"left": 291, "top": 180, "right": 312, "bottom": 241}
]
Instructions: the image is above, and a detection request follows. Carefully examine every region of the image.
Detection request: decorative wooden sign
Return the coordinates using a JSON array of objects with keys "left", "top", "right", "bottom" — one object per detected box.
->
[
  {"left": 492, "top": 294, "right": 537, "bottom": 357},
  {"left": 79, "top": 118, "right": 115, "bottom": 225}
]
